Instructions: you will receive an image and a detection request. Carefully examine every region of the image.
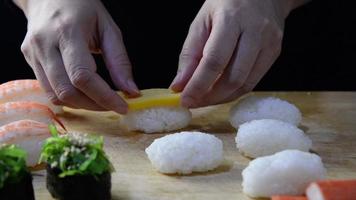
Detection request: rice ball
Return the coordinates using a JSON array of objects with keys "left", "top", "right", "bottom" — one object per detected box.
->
[
  {"left": 236, "top": 119, "right": 312, "bottom": 158},
  {"left": 229, "top": 96, "right": 302, "bottom": 128},
  {"left": 145, "top": 131, "right": 224, "bottom": 174},
  {"left": 242, "top": 150, "right": 326, "bottom": 198},
  {"left": 121, "top": 107, "right": 192, "bottom": 133}
]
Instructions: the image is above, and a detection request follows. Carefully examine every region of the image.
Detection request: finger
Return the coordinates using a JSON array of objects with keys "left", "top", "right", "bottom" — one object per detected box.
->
[
  {"left": 21, "top": 38, "right": 62, "bottom": 105},
  {"left": 196, "top": 32, "right": 260, "bottom": 107},
  {"left": 223, "top": 47, "right": 280, "bottom": 103},
  {"left": 170, "top": 10, "right": 210, "bottom": 92},
  {"left": 101, "top": 25, "right": 140, "bottom": 97},
  {"left": 60, "top": 37, "right": 129, "bottom": 114},
  {"left": 181, "top": 14, "right": 240, "bottom": 107},
  {"left": 41, "top": 46, "right": 106, "bottom": 110}
]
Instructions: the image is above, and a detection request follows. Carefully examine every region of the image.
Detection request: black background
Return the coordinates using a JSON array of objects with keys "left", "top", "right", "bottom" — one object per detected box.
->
[{"left": 0, "top": 0, "right": 355, "bottom": 90}]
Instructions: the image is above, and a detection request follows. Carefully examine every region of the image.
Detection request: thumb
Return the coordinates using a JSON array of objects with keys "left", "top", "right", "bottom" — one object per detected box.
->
[{"left": 101, "top": 24, "right": 139, "bottom": 97}]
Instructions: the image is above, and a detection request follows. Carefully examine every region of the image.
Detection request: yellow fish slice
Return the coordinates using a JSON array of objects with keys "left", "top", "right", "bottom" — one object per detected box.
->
[{"left": 119, "top": 88, "right": 181, "bottom": 111}]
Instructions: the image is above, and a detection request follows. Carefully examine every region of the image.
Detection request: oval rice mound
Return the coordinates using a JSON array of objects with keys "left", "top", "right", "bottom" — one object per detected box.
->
[
  {"left": 242, "top": 150, "right": 326, "bottom": 198},
  {"left": 229, "top": 96, "right": 302, "bottom": 128},
  {"left": 121, "top": 107, "right": 192, "bottom": 133},
  {"left": 236, "top": 119, "right": 312, "bottom": 158},
  {"left": 145, "top": 131, "right": 224, "bottom": 174}
]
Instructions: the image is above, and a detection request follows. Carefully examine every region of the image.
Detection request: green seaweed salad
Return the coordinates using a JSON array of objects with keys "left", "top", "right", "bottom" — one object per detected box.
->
[
  {"left": 0, "top": 145, "right": 28, "bottom": 189},
  {"left": 40, "top": 125, "right": 114, "bottom": 178}
]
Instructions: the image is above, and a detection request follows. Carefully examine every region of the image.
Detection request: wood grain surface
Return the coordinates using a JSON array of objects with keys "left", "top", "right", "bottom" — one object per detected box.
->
[{"left": 33, "top": 92, "right": 356, "bottom": 200}]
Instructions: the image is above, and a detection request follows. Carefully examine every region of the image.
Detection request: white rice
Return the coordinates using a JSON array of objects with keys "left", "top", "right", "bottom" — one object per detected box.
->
[
  {"left": 229, "top": 96, "right": 302, "bottom": 128},
  {"left": 145, "top": 131, "right": 224, "bottom": 174},
  {"left": 121, "top": 107, "right": 192, "bottom": 133},
  {"left": 242, "top": 150, "right": 326, "bottom": 198},
  {"left": 236, "top": 119, "right": 312, "bottom": 158}
]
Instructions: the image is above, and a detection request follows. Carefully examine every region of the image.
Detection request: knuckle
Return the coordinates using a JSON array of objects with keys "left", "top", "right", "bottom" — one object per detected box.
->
[
  {"left": 56, "top": 85, "right": 75, "bottom": 102},
  {"left": 70, "top": 69, "right": 92, "bottom": 89},
  {"left": 47, "top": 92, "right": 62, "bottom": 105},
  {"left": 20, "top": 42, "right": 30, "bottom": 57},
  {"left": 204, "top": 53, "right": 225, "bottom": 73},
  {"left": 28, "top": 31, "right": 44, "bottom": 46},
  {"left": 179, "top": 48, "right": 200, "bottom": 63}
]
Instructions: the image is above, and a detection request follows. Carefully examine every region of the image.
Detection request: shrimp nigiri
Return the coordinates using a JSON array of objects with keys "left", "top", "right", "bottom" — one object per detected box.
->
[
  {"left": 0, "top": 120, "right": 51, "bottom": 166},
  {"left": 0, "top": 101, "right": 65, "bottom": 129},
  {"left": 0, "top": 79, "right": 62, "bottom": 113}
]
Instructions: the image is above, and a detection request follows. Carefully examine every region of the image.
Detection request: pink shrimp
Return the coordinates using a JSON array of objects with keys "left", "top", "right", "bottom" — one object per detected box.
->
[
  {"left": 0, "top": 120, "right": 52, "bottom": 167},
  {"left": 0, "top": 79, "right": 62, "bottom": 113},
  {"left": 0, "top": 101, "right": 65, "bottom": 130}
]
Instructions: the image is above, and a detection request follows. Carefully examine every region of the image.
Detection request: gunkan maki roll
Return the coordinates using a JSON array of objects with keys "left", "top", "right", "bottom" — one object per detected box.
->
[
  {"left": 0, "top": 144, "right": 35, "bottom": 200},
  {"left": 40, "top": 125, "right": 114, "bottom": 200}
]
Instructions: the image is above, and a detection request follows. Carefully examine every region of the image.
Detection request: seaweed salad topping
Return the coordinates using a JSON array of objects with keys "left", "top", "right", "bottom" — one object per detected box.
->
[
  {"left": 0, "top": 144, "right": 28, "bottom": 189},
  {"left": 40, "top": 125, "right": 114, "bottom": 178}
]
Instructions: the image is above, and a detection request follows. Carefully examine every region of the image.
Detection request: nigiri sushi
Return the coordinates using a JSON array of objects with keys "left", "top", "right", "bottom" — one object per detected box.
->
[
  {"left": 236, "top": 119, "right": 312, "bottom": 158},
  {"left": 0, "top": 101, "right": 65, "bottom": 129},
  {"left": 242, "top": 150, "right": 326, "bottom": 198},
  {"left": 0, "top": 120, "right": 51, "bottom": 166},
  {"left": 0, "top": 79, "right": 62, "bottom": 113},
  {"left": 120, "top": 89, "right": 192, "bottom": 133},
  {"left": 145, "top": 131, "right": 224, "bottom": 174},
  {"left": 0, "top": 144, "right": 35, "bottom": 200},
  {"left": 230, "top": 96, "right": 302, "bottom": 128},
  {"left": 40, "top": 127, "right": 113, "bottom": 200}
]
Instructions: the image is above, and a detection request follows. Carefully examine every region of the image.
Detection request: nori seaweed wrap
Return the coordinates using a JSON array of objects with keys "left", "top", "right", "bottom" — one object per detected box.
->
[
  {"left": 0, "top": 144, "right": 35, "bottom": 200},
  {"left": 40, "top": 126, "right": 113, "bottom": 200}
]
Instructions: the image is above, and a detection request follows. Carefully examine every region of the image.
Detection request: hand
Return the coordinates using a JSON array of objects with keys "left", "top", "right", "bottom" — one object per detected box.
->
[
  {"left": 15, "top": 0, "right": 139, "bottom": 113},
  {"left": 171, "top": 0, "right": 308, "bottom": 108}
]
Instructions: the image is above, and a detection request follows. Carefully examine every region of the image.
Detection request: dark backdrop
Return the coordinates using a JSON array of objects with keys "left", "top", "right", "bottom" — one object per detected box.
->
[{"left": 1, "top": 0, "right": 355, "bottom": 90}]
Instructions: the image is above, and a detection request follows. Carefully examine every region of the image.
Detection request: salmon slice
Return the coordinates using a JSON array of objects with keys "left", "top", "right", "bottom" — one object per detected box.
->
[{"left": 306, "top": 179, "right": 356, "bottom": 200}]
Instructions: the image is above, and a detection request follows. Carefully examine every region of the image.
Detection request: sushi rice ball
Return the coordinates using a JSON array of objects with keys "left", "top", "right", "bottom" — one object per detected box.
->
[
  {"left": 242, "top": 150, "right": 326, "bottom": 198},
  {"left": 121, "top": 107, "right": 192, "bottom": 133},
  {"left": 236, "top": 119, "right": 312, "bottom": 158},
  {"left": 229, "top": 96, "right": 302, "bottom": 128},
  {"left": 145, "top": 131, "right": 224, "bottom": 174}
]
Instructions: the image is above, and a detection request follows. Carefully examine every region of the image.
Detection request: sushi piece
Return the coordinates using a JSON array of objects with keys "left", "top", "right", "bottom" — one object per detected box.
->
[
  {"left": 306, "top": 179, "right": 356, "bottom": 200},
  {"left": 121, "top": 107, "right": 191, "bottom": 133},
  {"left": 272, "top": 196, "right": 307, "bottom": 200},
  {"left": 242, "top": 150, "right": 326, "bottom": 198},
  {"left": 0, "top": 144, "right": 35, "bottom": 200},
  {"left": 0, "top": 120, "right": 51, "bottom": 167},
  {"left": 0, "top": 101, "right": 65, "bottom": 129},
  {"left": 236, "top": 119, "right": 312, "bottom": 158},
  {"left": 120, "top": 88, "right": 191, "bottom": 133},
  {"left": 229, "top": 96, "right": 302, "bottom": 128},
  {"left": 145, "top": 131, "right": 224, "bottom": 174},
  {"left": 40, "top": 126, "right": 113, "bottom": 200},
  {"left": 0, "top": 79, "right": 62, "bottom": 113}
]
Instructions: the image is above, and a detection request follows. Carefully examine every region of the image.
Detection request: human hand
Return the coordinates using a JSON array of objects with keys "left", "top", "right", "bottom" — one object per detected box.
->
[
  {"left": 171, "top": 0, "right": 308, "bottom": 108},
  {"left": 15, "top": 0, "right": 139, "bottom": 113}
]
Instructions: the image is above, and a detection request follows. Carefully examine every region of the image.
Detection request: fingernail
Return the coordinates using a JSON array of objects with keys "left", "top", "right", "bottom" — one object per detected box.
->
[
  {"left": 169, "top": 73, "right": 182, "bottom": 90},
  {"left": 126, "top": 80, "right": 140, "bottom": 96}
]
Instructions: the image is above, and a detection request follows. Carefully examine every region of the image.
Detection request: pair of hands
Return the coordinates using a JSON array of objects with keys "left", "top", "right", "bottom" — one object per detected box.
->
[{"left": 14, "top": 0, "right": 307, "bottom": 114}]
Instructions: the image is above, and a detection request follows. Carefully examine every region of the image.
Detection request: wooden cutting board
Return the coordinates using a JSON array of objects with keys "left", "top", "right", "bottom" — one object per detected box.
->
[{"left": 33, "top": 92, "right": 356, "bottom": 200}]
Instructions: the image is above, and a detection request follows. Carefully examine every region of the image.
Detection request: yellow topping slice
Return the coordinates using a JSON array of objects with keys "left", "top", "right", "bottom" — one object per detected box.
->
[{"left": 119, "top": 89, "right": 181, "bottom": 111}]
